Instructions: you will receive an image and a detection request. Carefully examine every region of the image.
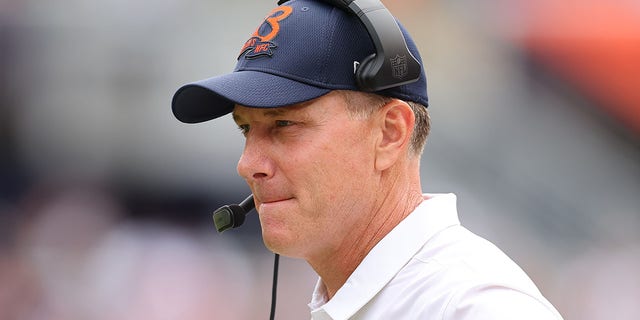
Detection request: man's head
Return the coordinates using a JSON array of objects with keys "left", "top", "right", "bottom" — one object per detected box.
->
[{"left": 172, "top": 0, "right": 430, "bottom": 258}]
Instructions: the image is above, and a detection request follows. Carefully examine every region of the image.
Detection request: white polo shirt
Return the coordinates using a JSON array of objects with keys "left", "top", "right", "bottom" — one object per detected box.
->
[{"left": 308, "top": 193, "right": 563, "bottom": 320}]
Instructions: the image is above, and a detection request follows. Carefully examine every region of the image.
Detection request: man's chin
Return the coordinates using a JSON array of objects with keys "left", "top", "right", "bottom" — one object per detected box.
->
[
  {"left": 261, "top": 229, "right": 301, "bottom": 257},
  {"left": 262, "top": 235, "right": 289, "bottom": 255}
]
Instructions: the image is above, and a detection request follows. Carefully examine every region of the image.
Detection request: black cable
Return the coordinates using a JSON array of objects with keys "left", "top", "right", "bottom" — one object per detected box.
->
[{"left": 270, "top": 253, "right": 280, "bottom": 320}]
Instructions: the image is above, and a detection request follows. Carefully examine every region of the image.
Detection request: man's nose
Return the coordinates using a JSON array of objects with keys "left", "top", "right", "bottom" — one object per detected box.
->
[{"left": 237, "top": 134, "right": 273, "bottom": 182}]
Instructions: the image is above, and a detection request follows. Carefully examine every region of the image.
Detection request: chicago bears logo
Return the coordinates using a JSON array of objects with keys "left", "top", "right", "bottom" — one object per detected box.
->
[{"left": 238, "top": 5, "right": 293, "bottom": 60}]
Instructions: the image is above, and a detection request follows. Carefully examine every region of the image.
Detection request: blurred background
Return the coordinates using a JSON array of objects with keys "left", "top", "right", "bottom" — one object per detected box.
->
[{"left": 1, "top": 0, "right": 638, "bottom": 319}]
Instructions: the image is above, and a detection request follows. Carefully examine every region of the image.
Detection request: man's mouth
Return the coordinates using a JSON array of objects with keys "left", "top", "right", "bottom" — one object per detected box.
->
[
  {"left": 257, "top": 197, "right": 294, "bottom": 211},
  {"left": 261, "top": 197, "right": 293, "bottom": 204}
]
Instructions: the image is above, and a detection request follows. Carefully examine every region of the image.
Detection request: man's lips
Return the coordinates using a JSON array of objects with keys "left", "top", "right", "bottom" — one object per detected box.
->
[
  {"left": 256, "top": 196, "right": 294, "bottom": 211},
  {"left": 260, "top": 197, "right": 293, "bottom": 204}
]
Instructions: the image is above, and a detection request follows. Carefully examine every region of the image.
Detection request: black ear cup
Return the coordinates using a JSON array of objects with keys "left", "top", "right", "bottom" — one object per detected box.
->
[{"left": 355, "top": 53, "right": 378, "bottom": 90}]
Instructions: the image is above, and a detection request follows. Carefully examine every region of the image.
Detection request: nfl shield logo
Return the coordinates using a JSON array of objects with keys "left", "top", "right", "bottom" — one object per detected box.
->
[{"left": 390, "top": 54, "right": 408, "bottom": 79}]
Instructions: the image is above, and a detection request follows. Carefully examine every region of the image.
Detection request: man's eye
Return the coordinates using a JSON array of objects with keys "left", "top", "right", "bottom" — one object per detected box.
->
[
  {"left": 237, "top": 124, "right": 250, "bottom": 135},
  {"left": 275, "top": 120, "right": 294, "bottom": 127}
]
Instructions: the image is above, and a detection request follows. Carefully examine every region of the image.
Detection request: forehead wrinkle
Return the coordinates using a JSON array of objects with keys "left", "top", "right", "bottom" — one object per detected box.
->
[{"left": 263, "top": 100, "right": 315, "bottom": 116}]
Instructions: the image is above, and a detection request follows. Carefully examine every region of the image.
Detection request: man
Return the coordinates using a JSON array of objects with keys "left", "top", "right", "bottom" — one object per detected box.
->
[{"left": 171, "top": 0, "right": 564, "bottom": 319}]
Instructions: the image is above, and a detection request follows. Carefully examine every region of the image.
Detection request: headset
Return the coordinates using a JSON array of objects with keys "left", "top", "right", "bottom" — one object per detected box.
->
[
  {"left": 213, "top": 1, "right": 418, "bottom": 318},
  {"left": 280, "top": 0, "right": 421, "bottom": 92}
]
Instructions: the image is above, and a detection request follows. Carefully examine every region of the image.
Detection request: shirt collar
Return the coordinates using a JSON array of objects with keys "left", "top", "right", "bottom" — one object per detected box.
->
[{"left": 309, "top": 193, "right": 461, "bottom": 319}]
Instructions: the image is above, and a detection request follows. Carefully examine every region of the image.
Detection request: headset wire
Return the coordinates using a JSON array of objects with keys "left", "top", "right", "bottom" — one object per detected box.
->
[{"left": 270, "top": 253, "right": 280, "bottom": 320}]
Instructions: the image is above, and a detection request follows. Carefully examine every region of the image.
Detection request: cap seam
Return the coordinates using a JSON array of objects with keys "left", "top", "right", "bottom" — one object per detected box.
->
[{"left": 319, "top": 7, "right": 340, "bottom": 84}]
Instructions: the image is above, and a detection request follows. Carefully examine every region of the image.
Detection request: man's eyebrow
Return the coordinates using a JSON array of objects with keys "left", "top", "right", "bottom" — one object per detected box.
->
[
  {"left": 232, "top": 112, "right": 243, "bottom": 123},
  {"left": 233, "top": 104, "right": 310, "bottom": 122},
  {"left": 232, "top": 108, "right": 286, "bottom": 124},
  {"left": 262, "top": 109, "right": 288, "bottom": 117}
]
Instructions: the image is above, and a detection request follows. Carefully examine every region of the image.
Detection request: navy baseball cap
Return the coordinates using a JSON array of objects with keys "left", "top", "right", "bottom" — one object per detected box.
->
[{"left": 172, "top": 0, "right": 428, "bottom": 124}]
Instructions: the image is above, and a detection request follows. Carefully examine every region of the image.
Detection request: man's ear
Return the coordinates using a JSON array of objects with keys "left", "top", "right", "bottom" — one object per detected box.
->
[{"left": 374, "top": 99, "right": 415, "bottom": 171}]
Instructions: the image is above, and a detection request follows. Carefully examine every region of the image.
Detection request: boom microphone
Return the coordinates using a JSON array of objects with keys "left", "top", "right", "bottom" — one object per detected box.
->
[{"left": 212, "top": 194, "right": 255, "bottom": 232}]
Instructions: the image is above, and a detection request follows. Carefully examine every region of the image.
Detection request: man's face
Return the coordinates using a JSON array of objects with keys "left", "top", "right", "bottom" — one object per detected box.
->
[{"left": 232, "top": 91, "right": 379, "bottom": 259}]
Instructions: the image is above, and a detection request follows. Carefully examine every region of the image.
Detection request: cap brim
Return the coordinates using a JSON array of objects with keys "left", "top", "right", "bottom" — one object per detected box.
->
[{"left": 172, "top": 70, "right": 331, "bottom": 123}]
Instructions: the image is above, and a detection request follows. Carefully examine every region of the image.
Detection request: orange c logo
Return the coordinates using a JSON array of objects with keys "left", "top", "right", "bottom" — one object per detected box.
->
[
  {"left": 252, "top": 6, "right": 293, "bottom": 42},
  {"left": 238, "top": 5, "right": 293, "bottom": 59}
]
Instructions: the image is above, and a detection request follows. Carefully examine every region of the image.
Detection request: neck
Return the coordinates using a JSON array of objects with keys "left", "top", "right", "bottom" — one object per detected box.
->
[{"left": 307, "top": 164, "right": 423, "bottom": 300}]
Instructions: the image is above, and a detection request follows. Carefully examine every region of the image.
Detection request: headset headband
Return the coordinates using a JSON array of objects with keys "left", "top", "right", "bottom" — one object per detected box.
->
[{"left": 278, "top": 0, "right": 421, "bottom": 91}]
